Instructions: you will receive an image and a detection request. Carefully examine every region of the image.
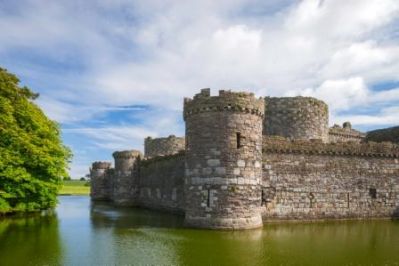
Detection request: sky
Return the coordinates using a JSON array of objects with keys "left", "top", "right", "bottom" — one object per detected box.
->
[{"left": 0, "top": 0, "right": 399, "bottom": 178}]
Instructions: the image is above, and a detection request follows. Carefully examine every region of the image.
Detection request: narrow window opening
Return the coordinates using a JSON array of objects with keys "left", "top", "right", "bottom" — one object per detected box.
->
[
  {"left": 236, "top": 132, "right": 242, "bottom": 149},
  {"left": 369, "top": 188, "right": 377, "bottom": 199},
  {"left": 261, "top": 189, "right": 265, "bottom": 206},
  {"left": 347, "top": 193, "right": 350, "bottom": 208},
  {"left": 309, "top": 192, "right": 315, "bottom": 208},
  {"left": 207, "top": 189, "right": 211, "bottom": 207}
]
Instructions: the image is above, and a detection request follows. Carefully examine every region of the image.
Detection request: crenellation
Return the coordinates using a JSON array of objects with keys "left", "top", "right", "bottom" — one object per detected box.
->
[{"left": 90, "top": 88, "right": 399, "bottom": 230}]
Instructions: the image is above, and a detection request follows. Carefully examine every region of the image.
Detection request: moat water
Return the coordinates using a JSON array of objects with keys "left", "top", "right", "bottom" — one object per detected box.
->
[{"left": 0, "top": 196, "right": 399, "bottom": 266}]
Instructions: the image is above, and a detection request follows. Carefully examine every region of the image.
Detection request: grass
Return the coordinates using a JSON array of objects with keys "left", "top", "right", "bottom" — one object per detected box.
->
[{"left": 59, "top": 180, "right": 90, "bottom": 196}]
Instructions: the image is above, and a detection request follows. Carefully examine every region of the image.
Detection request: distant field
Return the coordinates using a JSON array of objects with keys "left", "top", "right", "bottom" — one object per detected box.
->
[{"left": 59, "top": 180, "right": 90, "bottom": 195}]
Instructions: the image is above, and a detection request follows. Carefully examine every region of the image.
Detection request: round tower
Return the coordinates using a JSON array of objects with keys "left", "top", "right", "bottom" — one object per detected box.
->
[
  {"left": 263, "top": 97, "right": 329, "bottom": 142},
  {"left": 90, "top": 161, "right": 112, "bottom": 201},
  {"left": 112, "top": 150, "right": 142, "bottom": 205},
  {"left": 144, "top": 135, "right": 185, "bottom": 158},
  {"left": 183, "top": 88, "right": 264, "bottom": 229}
]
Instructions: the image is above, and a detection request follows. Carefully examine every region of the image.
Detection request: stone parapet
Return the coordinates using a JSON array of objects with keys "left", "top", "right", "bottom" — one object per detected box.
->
[
  {"left": 183, "top": 88, "right": 264, "bottom": 120},
  {"left": 263, "top": 136, "right": 399, "bottom": 157}
]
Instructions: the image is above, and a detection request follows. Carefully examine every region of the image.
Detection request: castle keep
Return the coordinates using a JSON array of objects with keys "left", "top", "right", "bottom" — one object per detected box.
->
[{"left": 90, "top": 89, "right": 399, "bottom": 229}]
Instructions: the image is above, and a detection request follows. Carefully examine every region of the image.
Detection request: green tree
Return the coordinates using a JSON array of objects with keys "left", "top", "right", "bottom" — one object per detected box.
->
[{"left": 0, "top": 68, "right": 71, "bottom": 214}]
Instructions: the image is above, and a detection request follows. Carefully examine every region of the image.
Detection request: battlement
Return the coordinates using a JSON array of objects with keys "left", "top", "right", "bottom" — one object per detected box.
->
[
  {"left": 112, "top": 150, "right": 142, "bottom": 159},
  {"left": 329, "top": 122, "right": 366, "bottom": 143},
  {"left": 263, "top": 136, "right": 399, "bottom": 157},
  {"left": 183, "top": 88, "right": 264, "bottom": 120},
  {"left": 263, "top": 96, "right": 329, "bottom": 142},
  {"left": 90, "top": 89, "right": 399, "bottom": 229},
  {"left": 144, "top": 135, "right": 185, "bottom": 158},
  {"left": 91, "top": 161, "right": 112, "bottom": 169}
]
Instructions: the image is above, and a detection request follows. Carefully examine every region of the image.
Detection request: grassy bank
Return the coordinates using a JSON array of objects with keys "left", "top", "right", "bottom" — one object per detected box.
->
[{"left": 59, "top": 180, "right": 90, "bottom": 196}]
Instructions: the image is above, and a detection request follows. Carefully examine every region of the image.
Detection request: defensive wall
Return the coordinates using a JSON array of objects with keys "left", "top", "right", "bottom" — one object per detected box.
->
[
  {"left": 328, "top": 122, "right": 366, "bottom": 143},
  {"left": 90, "top": 88, "right": 399, "bottom": 230},
  {"left": 366, "top": 126, "right": 399, "bottom": 144},
  {"left": 138, "top": 152, "right": 185, "bottom": 212},
  {"left": 262, "top": 137, "right": 399, "bottom": 220},
  {"left": 144, "top": 135, "right": 185, "bottom": 158}
]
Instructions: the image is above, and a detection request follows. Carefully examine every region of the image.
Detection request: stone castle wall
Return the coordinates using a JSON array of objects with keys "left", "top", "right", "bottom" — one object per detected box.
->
[
  {"left": 366, "top": 126, "right": 399, "bottom": 144},
  {"left": 183, "top": 89, "right": 264, "bottom": 229},
  {"left": 90, "top": 89, "right": 399, "bottom": 230},
  {"left": 144, "top": 135, "right": 185, "bottom": 158},
  {"left": 328, "top": 122, "right": 366, "bottom": 143},
  {"left": 262, "top": 137, "right": 399, "bottom": 220},
  {"left": 264, "top": 97, "right": 329, "bottom": 142},
  {"left": 138, "top": 153, "right": 185, "bottom": 212}
]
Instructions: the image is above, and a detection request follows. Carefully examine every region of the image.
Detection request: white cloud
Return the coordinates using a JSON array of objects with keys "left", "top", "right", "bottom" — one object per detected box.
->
[
  {"left": 1, "top": 0, "right": 399, "bottom": 176},
  {"left": 285, "top": 0, "right": 399, "bottom": 39},
  {"left": 286, "top": 77, "right": 370, "bottom": 111},
  {"left": 2, "top": 0, "right": 399, "bottom": 112},
  {"left": 321, "top": 41, "right": 399, "bottom": 81},
  {"left": 334, "top": 106, "right": 399, "bottom": 126}
]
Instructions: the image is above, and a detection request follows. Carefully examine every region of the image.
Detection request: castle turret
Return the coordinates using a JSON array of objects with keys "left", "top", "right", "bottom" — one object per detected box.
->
[
  {"left": 90, "top": 161, "right": 112, "bottom": 201},
  {"left": 112, "top": 150, "right": 142, "bottom": 206},
  {"left": 264, "top": 97, "right": 329, "bottom": 142},
  {"left": 144, "top": 135, "right": 185, "bottom": 158},
  {"left": 183, "top": 89, "right": 264, "bottom": 229}
]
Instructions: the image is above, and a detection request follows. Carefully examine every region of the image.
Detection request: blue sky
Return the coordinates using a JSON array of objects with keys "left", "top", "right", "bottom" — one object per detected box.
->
[{"left": 1, "top": 0, "right": 398, "bottom": 177}]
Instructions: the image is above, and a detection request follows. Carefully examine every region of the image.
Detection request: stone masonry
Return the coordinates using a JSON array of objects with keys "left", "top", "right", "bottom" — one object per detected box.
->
[
  {"left": 183, "top": 89, "right": 264, "bottom": 229},
  {"left": 90, "top": 89, "right": 399, "bottom": 230},
  {"left": 264, "top": 96, "right": 329, "bottom": 143},
  {"left": 144, "top": 135, "right": 185, "bottom": 158},
  {"left": 328, "top": 122, "right": 366, "bottom": 143}
]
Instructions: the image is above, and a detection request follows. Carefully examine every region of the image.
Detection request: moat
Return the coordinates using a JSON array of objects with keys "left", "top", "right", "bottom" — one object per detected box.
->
[{"left": 0, "top": 196, "right": 398, "bottom": 265}]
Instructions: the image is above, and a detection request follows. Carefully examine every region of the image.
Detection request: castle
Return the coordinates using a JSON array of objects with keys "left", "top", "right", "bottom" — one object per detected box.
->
[{"left": 90, "top": 89, "right": 399, "bottom": 230}]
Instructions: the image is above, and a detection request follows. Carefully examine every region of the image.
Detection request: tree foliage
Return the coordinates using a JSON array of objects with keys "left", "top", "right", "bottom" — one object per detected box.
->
[{"left": 0, "top": 68, "right": 71, "bottom": 214}]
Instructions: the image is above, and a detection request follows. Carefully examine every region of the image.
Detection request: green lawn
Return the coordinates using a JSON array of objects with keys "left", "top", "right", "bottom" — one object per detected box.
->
[{"left": 59, "top": 180, "right": 90, "bottom": 195}]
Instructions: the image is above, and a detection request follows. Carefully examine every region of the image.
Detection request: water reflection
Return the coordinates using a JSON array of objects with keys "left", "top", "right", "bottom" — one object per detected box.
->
[
  {"left": 0, "top": 196, "right": 398, "bottom": 266},
  {"left": 0, "top": 211, "right": 62, "bottom": 265}
]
